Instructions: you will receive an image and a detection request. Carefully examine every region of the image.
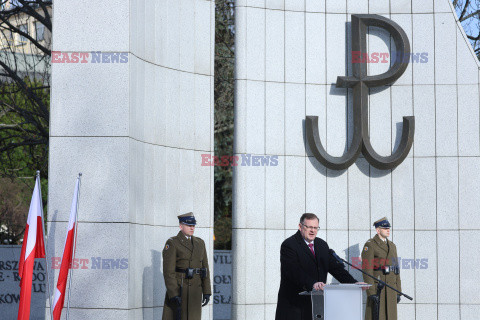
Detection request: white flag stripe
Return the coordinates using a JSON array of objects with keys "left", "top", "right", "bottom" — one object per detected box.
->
[
  {"left": 60, "top": 178, "right": 79, "bottom": 249},
  {"left": 52, "top": 288, "right": 61, "bottom": 308},
  {"left": 24, "top": 176, "right": 42, "bottom": 260},
  {"left": 67, "top": 178, "right": 79, "bottom": 231}
]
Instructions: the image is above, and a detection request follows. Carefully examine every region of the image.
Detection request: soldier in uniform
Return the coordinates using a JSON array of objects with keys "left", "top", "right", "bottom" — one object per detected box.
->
[
  {"left": 361, "top": 217, "right": 401, "bottom": 320},
  {"left": 162, "top": 213, "right": 212, "bottom": 320}
]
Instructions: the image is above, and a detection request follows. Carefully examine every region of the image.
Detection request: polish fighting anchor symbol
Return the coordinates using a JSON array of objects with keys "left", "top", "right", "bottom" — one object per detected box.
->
[{"left": 306, "top": 14, "right": 415, "bottom": 170}]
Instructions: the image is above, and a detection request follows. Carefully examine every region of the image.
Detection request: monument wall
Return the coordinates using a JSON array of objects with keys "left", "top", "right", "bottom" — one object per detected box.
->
[
  {"left": 232, "top": 0, "right": 480, "bottom": 319},
  {"left": 48, "top": 0, "right": 214, "bottom": 318},
  {"left": 213, "top": 250, "right": 232, "bottom": 320},
  {"left": 0, "top": 246, "right": 46, "bottom": 320}
]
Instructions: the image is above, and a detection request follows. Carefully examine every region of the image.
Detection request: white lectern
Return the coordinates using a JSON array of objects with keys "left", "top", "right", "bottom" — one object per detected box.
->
[{"left": 300, "top": 283, "right": 370, "bottom": 320}]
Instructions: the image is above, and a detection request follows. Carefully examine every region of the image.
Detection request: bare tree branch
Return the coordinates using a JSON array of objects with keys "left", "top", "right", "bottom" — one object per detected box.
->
[
  {"left": 460, "top": 0, "right": 471, "bottom": 20},
  {"left": 0, "top": 59, "right": 50, "bottom": 130},
  {"left": 0, "top": 14, "right": 50, "bottom": 55},
  {"left": 467, "top": 33, "right": 480, "bottom": 41},
  {"left": 17, "top": 0, "right": 52, "bottom": 32},
  {"left": 37, "top": 1, "right": 52, "bottom": 31},
  {"left": 0, "top": 123, "right": 19, "bottom": 128},
  {"left": 0, "top": 138, "right": 46, "bottom": 153},
  {"left": 0, "top": 0, "right": 51, "bottom": 193},
  {"left": 454, "top": 0, "right": 480, "bottom": 60},
  {"left": 460, "top": 9, "right": 480, "bottom": 22}
]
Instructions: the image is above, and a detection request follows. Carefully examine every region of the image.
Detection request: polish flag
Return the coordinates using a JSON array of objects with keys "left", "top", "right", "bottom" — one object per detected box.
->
[
  {"left": 52, "top": 177, "right": 80, "bottom": 320},
  {"left": 17, "top": 174, "right": 46, "bottom": 320}
]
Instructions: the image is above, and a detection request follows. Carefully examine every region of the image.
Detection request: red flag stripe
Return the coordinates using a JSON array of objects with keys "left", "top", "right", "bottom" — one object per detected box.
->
[
  {"left": 17, "top": 176, "right": 45, "bottom": 320},
  {"left": 17, "top": 254, "right": 35, "bottom": 320},
  {"left": 52, "top": 225, "right": 75, "bottom": 320},
  {"left": 52, "top": 177, "right": 80, "bottom": 320}
]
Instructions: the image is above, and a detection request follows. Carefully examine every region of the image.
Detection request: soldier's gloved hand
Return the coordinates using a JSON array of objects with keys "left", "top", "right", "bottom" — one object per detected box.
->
[
  {"left": 170, "top": 296, "right": 182, "bottom": 307},
  {"left": 369, "top": 295, "right": 380, "bottom": 305},
  {"left": 397, "top": 294, "right": 401, "bottom": 303},
  {"left": 202, "top": 294, "right": 211, "bottom": 307}
]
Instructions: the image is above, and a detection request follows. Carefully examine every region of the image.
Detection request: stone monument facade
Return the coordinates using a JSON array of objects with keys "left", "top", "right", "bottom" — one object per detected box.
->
[
  {"left": 232, "top": 0, "right": 480, "bottom": 319},
  {"left": 49, "top": 0, "right": 214, "bottom": 318},
  {"left": 0, "top": 246, "right": 46, "bottom": 320}
]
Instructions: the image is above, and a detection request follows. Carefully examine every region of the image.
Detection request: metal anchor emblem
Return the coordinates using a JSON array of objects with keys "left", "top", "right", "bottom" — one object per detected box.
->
[{"left": 306, "top": 14, "right": 415, "bottom": 170}]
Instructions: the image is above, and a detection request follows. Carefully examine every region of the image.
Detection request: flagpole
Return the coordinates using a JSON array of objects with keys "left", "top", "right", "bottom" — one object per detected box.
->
[
  {"left": 38, "top": 171, "right": 54, "bottom": 320},
  {"left": 66, "top": 173, "right": 81, "bottom": 320}
]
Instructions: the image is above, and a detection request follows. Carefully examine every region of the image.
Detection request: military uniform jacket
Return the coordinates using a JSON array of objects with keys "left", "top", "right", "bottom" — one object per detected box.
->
[
  {"left": 361, "top": 234, "right": 402, "bottom": 320},
  {"left": 162, "top": 231, "right": 212, "bottom": 320}
]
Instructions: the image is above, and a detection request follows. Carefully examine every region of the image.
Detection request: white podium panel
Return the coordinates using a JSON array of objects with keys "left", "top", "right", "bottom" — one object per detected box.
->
[{"left": 300, "top": 284, "right": 370, "bottom": 320}]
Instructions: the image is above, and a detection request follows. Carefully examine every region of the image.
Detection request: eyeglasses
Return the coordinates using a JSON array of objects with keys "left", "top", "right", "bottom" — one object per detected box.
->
[{"left": 302, "top": 224, "right": 320, "bottom": 231}]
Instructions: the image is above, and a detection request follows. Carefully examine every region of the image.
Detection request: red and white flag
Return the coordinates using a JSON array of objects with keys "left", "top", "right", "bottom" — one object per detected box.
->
[
  {"left": 52, "top": 177, "right": 80, "bottom": 320},
  {"left": 18, "top": 174, "right": 46, "bottom": 320}
]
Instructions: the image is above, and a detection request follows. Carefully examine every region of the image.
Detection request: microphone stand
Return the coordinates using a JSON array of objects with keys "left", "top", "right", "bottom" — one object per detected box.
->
[
  {"left": 372, "top": 280, "right": 385, "bottom": 320},
  {"left": 330, "top": 250, "right": 413, "bottom": 301}
]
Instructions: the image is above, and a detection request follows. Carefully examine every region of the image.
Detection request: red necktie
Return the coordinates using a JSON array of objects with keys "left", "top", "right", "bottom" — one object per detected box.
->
[{"left": 308, "top": 243, "right": 315, "bottom": 257}]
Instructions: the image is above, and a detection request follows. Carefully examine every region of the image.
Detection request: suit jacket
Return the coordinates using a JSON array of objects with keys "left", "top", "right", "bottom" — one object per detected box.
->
[{"left": 275, "top": 231, "right": 357, "bottom": 320}]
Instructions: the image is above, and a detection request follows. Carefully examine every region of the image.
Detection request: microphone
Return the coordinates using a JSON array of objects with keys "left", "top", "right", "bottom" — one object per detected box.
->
[
  {"left": 329, "top": 249, "right": 341, "bottom": 261},
  {"left": 329, "top": 249, "right": 346, "bottom": 268},
  {"left": 329, "top": 249, "right": 413, "bottom": 301}
]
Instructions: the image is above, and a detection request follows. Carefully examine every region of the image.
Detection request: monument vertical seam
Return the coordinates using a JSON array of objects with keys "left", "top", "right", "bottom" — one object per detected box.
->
[
  {"left": 431, "top": 6, "right": 437, "bottom": 319},
  {"left": 263, "top": 4, "right": 267, "bottom": 315},
  {"left": 455, "top": 6, "right": 462, "bottom": 317}
]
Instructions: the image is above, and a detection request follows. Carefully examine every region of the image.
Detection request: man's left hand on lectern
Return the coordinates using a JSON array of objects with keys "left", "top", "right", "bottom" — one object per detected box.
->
[
  {"left": 313, "top": 282, "right": 326, "bottom": 291},
  {"left": 355, "top": 282, "right": 369, "bottom": 291}
]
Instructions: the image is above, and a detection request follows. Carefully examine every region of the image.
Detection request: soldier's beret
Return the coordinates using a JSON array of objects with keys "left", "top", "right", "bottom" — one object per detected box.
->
[
  {"left": 373, "top": 217, "right": 391, "bottom": 228},
  {"left": 178, "top": 212, "right": 197, "bottom": 226}
]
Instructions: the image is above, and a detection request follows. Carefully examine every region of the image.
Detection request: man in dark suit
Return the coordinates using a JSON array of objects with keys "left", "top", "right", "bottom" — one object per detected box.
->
[{"left": 275, "top": 213, "right": 365, "bottom": 320}]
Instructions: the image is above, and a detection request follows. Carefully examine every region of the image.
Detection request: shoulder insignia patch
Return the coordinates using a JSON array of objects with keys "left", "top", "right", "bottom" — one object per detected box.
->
[
  {"left": 165, "top": 244, "right": 170, "bottom": 250},
  {"left": 364, "top": 246, "right": 368, "bottom": 252}
]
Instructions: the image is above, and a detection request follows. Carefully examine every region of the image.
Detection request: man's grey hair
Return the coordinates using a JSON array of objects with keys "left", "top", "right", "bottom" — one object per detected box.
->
[{"left": 300, "top": 213, "right": 319, "bottom": 224}]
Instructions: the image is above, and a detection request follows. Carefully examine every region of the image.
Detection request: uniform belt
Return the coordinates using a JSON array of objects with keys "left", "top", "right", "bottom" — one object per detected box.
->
[
  {"left": 373, "top": 265, "right": 400, "bottom": 275},
  {"left": 175, "top": 267, "right": 203, "bottom": 274},
  {"left": 373, "top": 265, "right": 396, "bottom": 271}
]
